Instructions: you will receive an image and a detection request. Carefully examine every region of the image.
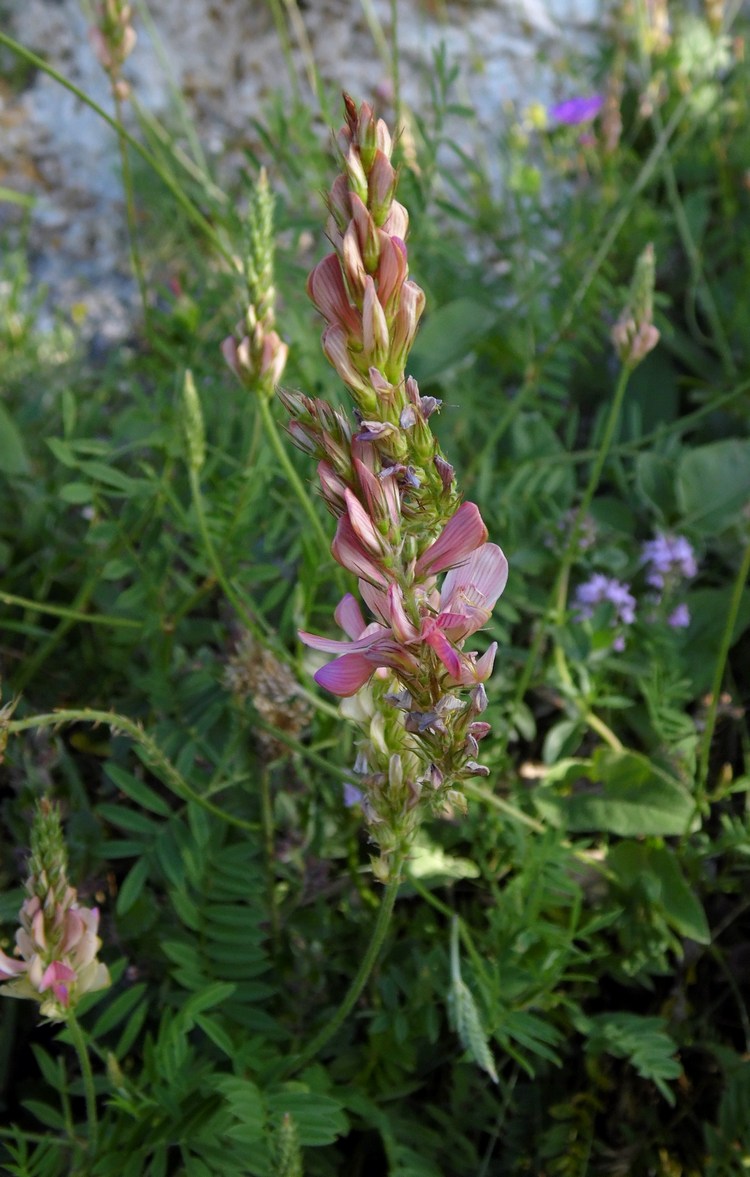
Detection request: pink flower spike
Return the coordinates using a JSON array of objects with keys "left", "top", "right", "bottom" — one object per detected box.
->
[
  {"left": 315, "top": 652, "right": 377, "bottom": 696},
  {"left": 415, "top": 503, "right": 489, "bottom": 579},
  {"left": 334, "top": 593, "right": 369, "bottom": 639}
]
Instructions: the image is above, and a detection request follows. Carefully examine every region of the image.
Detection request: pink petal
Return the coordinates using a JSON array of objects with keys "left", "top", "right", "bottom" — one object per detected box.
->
[
  {"left": 315, "top": 652, "right": 376, "bottom": 696},
  {"left": 344, "top": 489, "right": 386, "bottom": 556},
  {"left": 334, "top": 593, "right": 368, "bottom": 639},
  {"left": 322, "top": 326, "right": 369, "bottom": 395},
  {"left": 358, "top": 579, "right": 391, "bottom": 625},
  {"left": 415, "top": 503, "right": 489, "bottom": 579},
  {"left": 0, "top": 949, "right": 26, "bottom": 979},
  {"left": 435, "top": 609, "right": 486, "bottom": 642},
  {"left": 342, "top": 220, "right": 366, "bottom": 295},
  {"left": 307, "top": 254, "right": 360, "bottom": 333},
  {"left": 473, "top": 642, "right": 498, "bottom": 682},
  {"left": 331, "top": 514, "right": 388, "bottom": 585},
  {"left": 386, "top": 585, "right": 420, "bottom": 643},
  {"left": 424, "top": 626, "right": 463, "bottom": 680},
  {"left": 221, "top": 336, "right": 240, "bottom": 378},
  {"left": 362, "top": 275, "right": 389, "bottom": 360},
  {"left": 40, "top": 961, "right": 77, "bottom": 992},
  {"left": 298, "top": 624, "right": 385, "bottom": 655}
]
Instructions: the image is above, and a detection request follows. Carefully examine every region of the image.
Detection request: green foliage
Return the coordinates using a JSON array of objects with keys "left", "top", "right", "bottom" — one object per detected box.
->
[{"left": 1, "top": 4, "right": 750, "bottom": 1175}]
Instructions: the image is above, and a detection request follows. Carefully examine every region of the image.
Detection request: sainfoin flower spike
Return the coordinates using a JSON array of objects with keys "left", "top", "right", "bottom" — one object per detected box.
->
[
  {"left": 283, "top": 96, "right": 509, "bottom": 879},
  {"left": 0, "top": 800, "right": 110, "bottom": 1021}
]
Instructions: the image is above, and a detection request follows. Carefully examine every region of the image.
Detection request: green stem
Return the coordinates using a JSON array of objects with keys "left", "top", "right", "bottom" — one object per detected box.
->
[
  {"left": 650, "top": 105, "right": 736, "bottom": 379},
  {"left": 66, "top": 1012, "right": 98, "bottom": 1160},
  {"left": 548, "top": 93, "right": 692, "bottom": 353},
  {"left": 505, "top": 364, "right": 633, "bottom": 752},
  {"left": 188, "top": 465, "right": 266, "bottom": 638},
  {"left": 463, "top": 782, "right": 545, "bottom": 834},
  {"left": 555, "top": 362, "right": 634, "bottom": 608},
  {"left": 283, "top": 861, "right": 403, "bottom": 1076},
  {"left": 114, "top": 91, "right": 150, "bottom": 331},
  {"left": 257, "top": 396, "right": 345, "bottom": 592},
  {"left": 7, "top": 709, "right": 259, "bottom": 833},
  {"left": 260, "top": 766, "right": 280, "bottom": 953},
  {"left": 0, "top": 33, "right": 234, "bottom": 267},
  {"left": 0, "top": 590, "right": 140, "bottom": 628},
  {"left": 697, "top": 538, "right": 750, "bottom": 795}
]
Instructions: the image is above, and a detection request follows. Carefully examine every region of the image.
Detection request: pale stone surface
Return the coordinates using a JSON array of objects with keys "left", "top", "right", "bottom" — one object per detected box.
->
[{"left": 2, "top": 0, "right": 604, "bottom": 343}]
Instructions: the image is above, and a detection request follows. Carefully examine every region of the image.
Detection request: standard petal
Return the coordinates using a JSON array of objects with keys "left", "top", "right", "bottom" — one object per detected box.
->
[
  {"left": 441, "top": 543, "right": 509, "bottom": 610},
  {"left": 344, "top": 489, "right": 386, "bottom": 556}
]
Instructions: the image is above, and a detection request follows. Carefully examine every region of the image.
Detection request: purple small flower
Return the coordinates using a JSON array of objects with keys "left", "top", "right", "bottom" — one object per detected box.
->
[
  {"left": 549, "top": 94, "right": 604, "bottom": 126},
  {"left": 641, "top": 533, "right": 697, "bottom": 589},
  {"left": 343, "top": 782, "right": 365, "bottom": 808},
  {"left": 574, "top": 575, "right": 636, "bottom": 647},
  {"left": 668, "top": 603, "right": 690, "bottom": 629},
  {"left": 574, "top": 574, "right": 637, "bottom": 626}
]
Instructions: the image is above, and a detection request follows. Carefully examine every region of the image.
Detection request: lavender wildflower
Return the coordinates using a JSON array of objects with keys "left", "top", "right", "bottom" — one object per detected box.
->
[
  {"left": 547, "top": 509, "right": 597, "bottom": 553},
  {"left": 574, "top": 574, "right": 636, "bottom": 651},
  {"left": 641, "top": 533, "right": 698, "bottom": 589},
  {"left": 548, "top": 95, "right": 604, "bottom": 126},
  {"left": 668, "top": 603, "right": 691, "bottom": 629},
  {"left": 343, "top": 783, "right": 365, "bottom": 808}
]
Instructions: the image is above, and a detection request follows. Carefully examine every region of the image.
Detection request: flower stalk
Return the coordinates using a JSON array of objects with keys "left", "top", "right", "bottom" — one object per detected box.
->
[{"left": 282, "top": 96, "right": 509, "bottom": 879}]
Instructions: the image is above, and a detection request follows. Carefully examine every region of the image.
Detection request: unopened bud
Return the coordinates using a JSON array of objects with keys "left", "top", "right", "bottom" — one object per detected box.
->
[
  {"left": 612, "top": 244, "right": 660, "bottom": 367},
  {"left": 182, "top": 369, "right": 206, "bottom": 472}
]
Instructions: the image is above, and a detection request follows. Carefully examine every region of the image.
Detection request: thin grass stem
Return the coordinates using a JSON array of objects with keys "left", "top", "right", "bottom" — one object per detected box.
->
[
  {"left": 66, "top": 1013, "right": 98, "bottom": 1160},
  {"left": 283, "top": 860, "right": 403, "bottom": 1076}
]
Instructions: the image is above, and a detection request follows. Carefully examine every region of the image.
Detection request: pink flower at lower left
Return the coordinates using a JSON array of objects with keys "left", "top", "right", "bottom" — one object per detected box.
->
[{"left": 0, "top": 801, "right": 110, "bottom": 1021}]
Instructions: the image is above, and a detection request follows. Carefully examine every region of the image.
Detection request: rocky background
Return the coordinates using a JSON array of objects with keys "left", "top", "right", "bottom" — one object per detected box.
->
[{"left": 0, "top": 0, "right": 602, "bottom": 343}]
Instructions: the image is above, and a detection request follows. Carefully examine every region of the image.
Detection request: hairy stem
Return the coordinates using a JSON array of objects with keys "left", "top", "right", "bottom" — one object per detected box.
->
[
  {"left": 284, "top": 862, "right": 403, "bottom": 1075},
  {"left": 66, "top": 1013, "right": 98, "bottom": 1161},
  {"left": 7, "top": 710, "right": 259, "bottom": 833}
]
